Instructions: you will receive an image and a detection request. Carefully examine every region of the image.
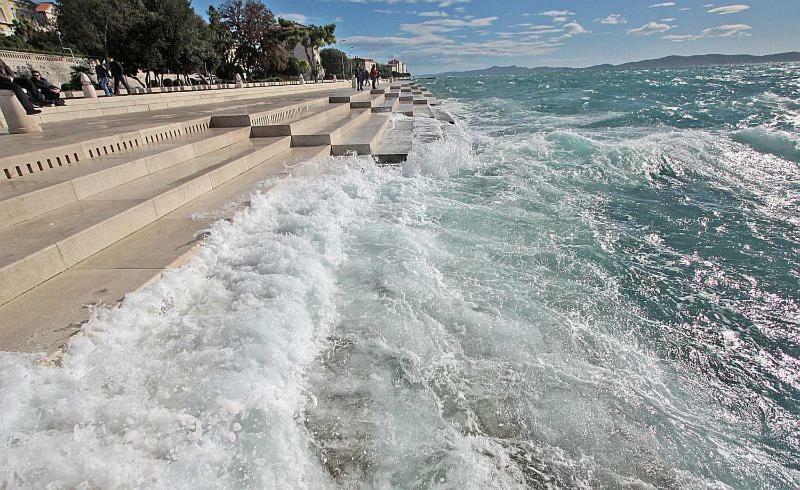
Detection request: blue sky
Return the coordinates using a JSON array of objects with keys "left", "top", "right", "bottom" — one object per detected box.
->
[{"left": 192, "top": 1, "right": 800, "bottom": 74}]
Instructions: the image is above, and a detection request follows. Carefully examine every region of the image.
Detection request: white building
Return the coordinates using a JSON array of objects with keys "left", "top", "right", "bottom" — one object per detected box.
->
[
  {"left": 291, "top": 43, "right": 322, "bottom": 76},
  {"left": 388, "top": 59, "right": 407, "bottom": 75}
]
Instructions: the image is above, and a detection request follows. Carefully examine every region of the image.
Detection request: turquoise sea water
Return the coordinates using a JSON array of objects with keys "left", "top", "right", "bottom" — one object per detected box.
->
[{"left": 1, "top": 64, "right": 798, "bottom": 488}]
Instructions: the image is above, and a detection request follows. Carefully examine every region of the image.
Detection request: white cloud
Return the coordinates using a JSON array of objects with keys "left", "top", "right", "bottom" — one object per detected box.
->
[
  {"left": 701, "top": 23, "right": 751, "bottom": 35},
  {"left": 563, "top": 22, "right": 588, "bottom": 35},
  {"left": 663, "top": 34, "right": 699, "bottom": 41},
  {"left": 278, "top": 13, "right": 310, "bottom": 24},
  {"left": 649, "top": 2, "right": 676, "bottom": 7},
  {"left": 595, "top": 14, "right": 627, "bottom": 25},
  {"left": 552, "top": 16, "right": 568, "bottom": 24},
  {"left": 418, "top": 11, "right": 449, "bottom": 17},
  {"left": 663, "top": 23, "right": 752, "bottom": 41},
  {"left": 399, "top": 16, "right": 498, "bottom": 35},
  {"left": 661, "top": 17, "right": 676, "bottom": 22},
  {"left": 627, "top": 21, "right": 671, "bottom": 36},
  {"left": 707, "top": 4, "right": 750, "bottom": 14},
  {"left": 540, "top": 10, "right": 575, "bottom": 17}
]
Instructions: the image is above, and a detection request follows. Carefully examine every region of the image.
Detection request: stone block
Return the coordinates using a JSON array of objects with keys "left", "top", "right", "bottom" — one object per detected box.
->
[
  {"left": 0, "top": 245, "right": 67, "bottom": 306},
  {"left": 57, "top": 201, "right": 159, "bottom": 267}
]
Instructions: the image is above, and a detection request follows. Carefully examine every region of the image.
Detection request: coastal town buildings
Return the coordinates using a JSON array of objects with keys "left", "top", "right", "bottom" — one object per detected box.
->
[{"left": 0, "top": 0, "right": 39, "bottom": 34}]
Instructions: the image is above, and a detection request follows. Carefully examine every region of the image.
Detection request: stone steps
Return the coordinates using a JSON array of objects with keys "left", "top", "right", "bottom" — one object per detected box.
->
[
  {"left": 372, "top": 98, "right": 399, "bottom": 113},
  {"left": 0, "top": 135, "right": 290, "bottom": 305},
  {"left": 414, "top": 105, "right": 434, "bottom": 118},
  {"left": 375, "top": 117, "right": 414, "bottom": 164},
  {"left": 248, "top": 102, "right": 351, "bottom": 137},
  {"left": 291, "top": 108, "right": 372, "bottom": 146},
  {"left": 0, "top": 127, "right": 250, "bottom": 227},
  {"left": 0, "top": 145, "right": 330, "bottom": 353},
  {"left": 0, "top": 80, "right": 446, "bottom": 349},
  {"left": 331, "top": 114, "right": 392, "bottom": 156}
]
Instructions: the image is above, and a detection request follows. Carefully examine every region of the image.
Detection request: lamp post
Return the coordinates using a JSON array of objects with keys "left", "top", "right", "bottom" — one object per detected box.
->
[{"left": 338, "top": 40, "right": 348, "bottom": 78}]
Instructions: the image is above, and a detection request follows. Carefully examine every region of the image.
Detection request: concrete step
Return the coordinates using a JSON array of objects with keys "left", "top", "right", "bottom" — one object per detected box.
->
[
  {"left": 413, "top": 98, "right": 429, "bottom": 105},
  {"left": 291, "top": 108, "right": 372, "bottom": 146},
  {"left": 0, "top": 135, "right": 290, "bottom": 305},
  {"left": 0, "top": 144, "right": 330, "bottom": 353},
  {"left": 433, "top": 107, "right": 455, "bottom": 124},
  {"left": 396, "top": 104, "right": 414, "bottom": 117},
  {"left": 329, "top": 90, "right": 374, "bottom": 104},
  {"left": 331, "top": 114, "right": 392, "bottom": 156},
  {"left": 375, "top": 117, "right": 414, "bottom": 164},
  {"left": 372, "top": 98, "right": 399, "bottom": 113},
  {"left": 249, "top": 102, "right": 350, "bottom": 137},
  {"left": 0, "top": 127, "right": 250, "bottom": 228},
  {"left": 350, "top": 93, "right": 385, "bottom": 109},
  {"left": 414, "top": 105, "right": 434, "bottom": 118}
]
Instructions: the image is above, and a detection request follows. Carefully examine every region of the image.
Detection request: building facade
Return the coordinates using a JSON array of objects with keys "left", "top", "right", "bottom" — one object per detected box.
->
[
  {"left": 388, "top": 59, "right": 407, "bottom": 75},
  {"left": 0, "top": 0, "right": 40, "bottom": 35}
]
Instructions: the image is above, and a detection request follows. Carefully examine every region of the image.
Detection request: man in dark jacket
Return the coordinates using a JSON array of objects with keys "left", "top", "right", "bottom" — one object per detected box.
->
[
  {"left": 108, "top": 57, "right": 132, "bottom": 95},
  {"left": 31, "top": 70, "right": 65, "bottom": 106},
  {"left": 356, "top": 66, "right": 364, "bottom": 91},
  {"left": 94, "top": 60, "right": 113, "bottom": 96},
  {"left": 0, "top": 59, "right": 41, "bottom": 115}
]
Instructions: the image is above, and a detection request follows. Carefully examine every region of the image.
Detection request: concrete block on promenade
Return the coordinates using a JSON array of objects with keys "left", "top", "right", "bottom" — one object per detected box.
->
[
  {"left": 210, "top": 114, "right": 252, "bottom": 128},
  {"left": 0, "top": 245, "right": 67, "bottom": 306},
  {"left": 57, "top": 201, "right": 159, "bottom": 268},
  {"left": 80, "top": 73, "right": 97, "bottom": 98},
  {"left": 0, "top": 90, "right": 42, "bottom": 134},
  {"left": 152, "top": 175, "right": 212, "bottom": 217}
]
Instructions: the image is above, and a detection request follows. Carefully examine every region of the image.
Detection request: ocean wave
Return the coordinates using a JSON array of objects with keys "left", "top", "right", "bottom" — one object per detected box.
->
[{"left": 731, "top": 126, "right": 800, "bottom": 163}]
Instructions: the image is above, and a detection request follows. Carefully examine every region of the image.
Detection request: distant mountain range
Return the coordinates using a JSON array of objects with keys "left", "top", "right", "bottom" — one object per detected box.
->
[{"left": 430, "top": 52, "right": 800, "bottom": 76}]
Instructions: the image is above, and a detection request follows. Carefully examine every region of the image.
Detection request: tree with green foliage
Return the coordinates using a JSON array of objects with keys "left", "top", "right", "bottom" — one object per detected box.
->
[
  {"left": 208, "top": 6, "right": 235, "bottom": 80},
  {"left": 219, "top": 0, "right": 288, "bottom": 78},
  {"left": 279, "top": 20, "right": 336, "bottom": 82},
  {"left": 320, "top": 48, "right": 349, "bottom": 78},
  {"left": 58, "top": 0, "right": 145, "bottom": 58}
]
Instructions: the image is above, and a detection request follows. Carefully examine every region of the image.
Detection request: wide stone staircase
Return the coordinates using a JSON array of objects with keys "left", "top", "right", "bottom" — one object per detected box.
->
[{"left": 0, "top": 80, "right": 445, "bottom": 352}]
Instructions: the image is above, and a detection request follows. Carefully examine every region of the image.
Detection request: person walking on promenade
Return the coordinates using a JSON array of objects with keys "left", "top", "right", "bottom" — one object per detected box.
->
[
  {"left": 31, "top": 70, "right": 65, "bottom": 106},
  {"left": 94, "top": 60, "right": 113, "bottom": 96},
  {"left": 0, "top": 59, "right": 41, "bottom": 115},
  {"left": 108, "top": 57, "right": 132, "bottom": 95},
  {"left": 370, "top": 64, "right": 378, "bottom": 90},
  {"left": 355, "top": 66, "right": 364, "bottom": 91}
]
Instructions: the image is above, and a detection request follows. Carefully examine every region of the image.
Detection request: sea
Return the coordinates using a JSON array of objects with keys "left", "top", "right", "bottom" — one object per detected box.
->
[{"left": 1, "top": 64, "right": 798, "bottom": 488}]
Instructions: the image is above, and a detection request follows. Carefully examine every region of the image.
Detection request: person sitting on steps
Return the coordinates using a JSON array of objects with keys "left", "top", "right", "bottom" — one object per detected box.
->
[
  {"left": 0, "top": 59, "right": 41, "bottom": 115},
  {"left": 31, "top": 70, "right": 65, "bottom": 106}
]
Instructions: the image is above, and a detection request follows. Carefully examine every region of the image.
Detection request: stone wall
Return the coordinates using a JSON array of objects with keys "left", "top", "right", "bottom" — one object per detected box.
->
[{"left": 0, "top": 49, "right": 89, "bottom": 86}]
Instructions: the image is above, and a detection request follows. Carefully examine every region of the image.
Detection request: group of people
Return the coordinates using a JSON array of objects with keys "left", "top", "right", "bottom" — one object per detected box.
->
[
  {"left": 0, "top": 58, "right": 64, "bottom": 116},
  {"left": 93, "top": 58, "right": 132, "bottom": 96},
  {"left": 355, "top": 64, "right": 379, "bottom": 91}
]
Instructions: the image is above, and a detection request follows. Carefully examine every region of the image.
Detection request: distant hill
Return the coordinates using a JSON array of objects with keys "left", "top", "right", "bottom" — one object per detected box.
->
[{"left": 431, "top": 52, "right": 800, "bottom": 76}]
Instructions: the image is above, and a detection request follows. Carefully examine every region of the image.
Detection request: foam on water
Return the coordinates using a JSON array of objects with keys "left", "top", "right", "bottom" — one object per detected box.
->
[
  {"left": 2, "top": 64, "right": 799, "bottom": 488},
  {"left": 0, "top": 156, "right": 394, "bottom": 487}
]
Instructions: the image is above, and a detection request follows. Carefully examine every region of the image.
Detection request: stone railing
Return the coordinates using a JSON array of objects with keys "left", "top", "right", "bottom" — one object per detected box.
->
[{"left": 0, "top": 49, "right": 86, "bottom": 64}]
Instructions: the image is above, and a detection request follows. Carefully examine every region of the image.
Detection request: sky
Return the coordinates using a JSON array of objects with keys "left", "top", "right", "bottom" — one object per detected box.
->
[{"left": 191, "top": 1, "right": 800, "bottom": 74}]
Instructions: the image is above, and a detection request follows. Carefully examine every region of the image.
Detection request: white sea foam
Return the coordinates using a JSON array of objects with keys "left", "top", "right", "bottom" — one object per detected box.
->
[{"left": 0, "top": 155, "right": 394, "bottom": 487}]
